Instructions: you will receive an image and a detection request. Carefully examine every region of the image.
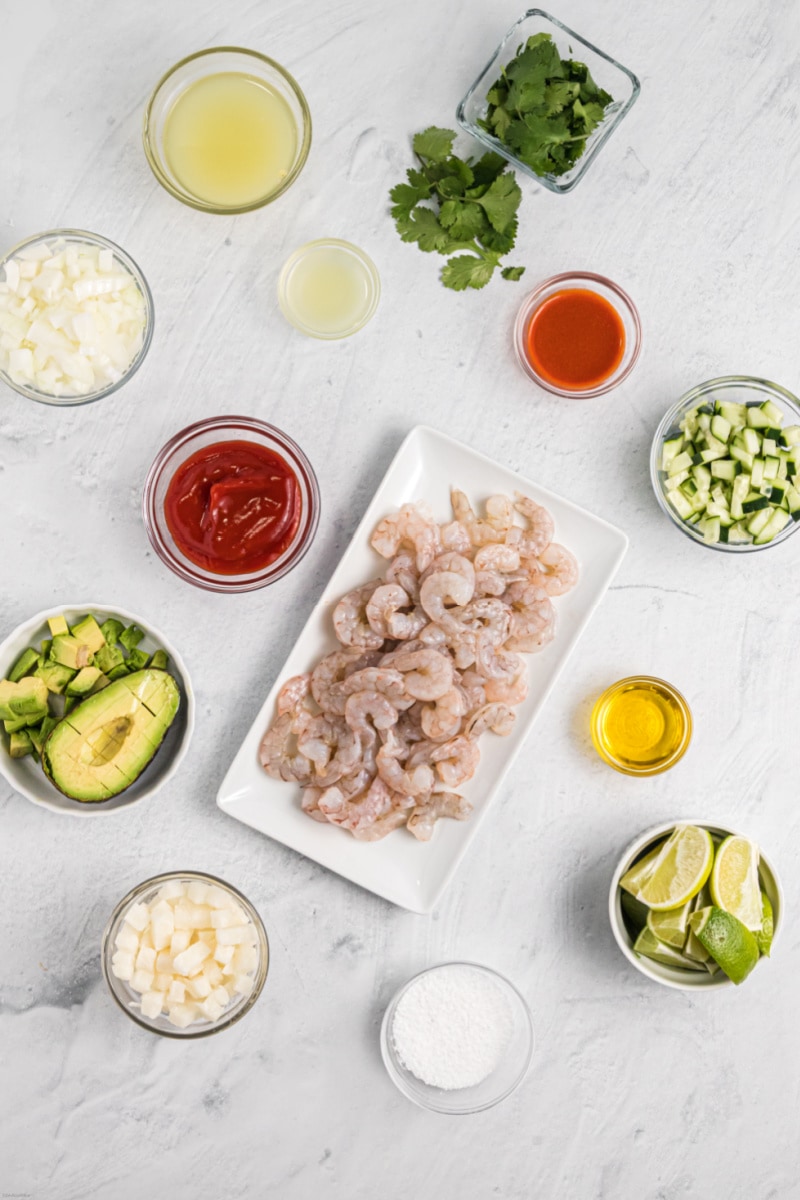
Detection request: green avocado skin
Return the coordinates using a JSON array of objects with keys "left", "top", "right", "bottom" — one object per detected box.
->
[{"left": 42, "top": 669, "right": 180, "bottom": 803}]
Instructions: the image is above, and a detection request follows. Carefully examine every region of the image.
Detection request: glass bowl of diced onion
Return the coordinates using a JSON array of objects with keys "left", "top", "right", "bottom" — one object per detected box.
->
[
  {"left": 650, "top": 376, "right": 800, "bottom": 553},
  {"left": 0, "top": 229, "right": 154, "bottom": 406},
  {"left": 101, "top": 871, "right": 269, "bottom": 1038}
]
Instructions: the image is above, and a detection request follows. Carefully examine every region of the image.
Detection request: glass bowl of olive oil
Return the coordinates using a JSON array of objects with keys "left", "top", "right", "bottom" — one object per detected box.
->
[
  {"left": 143, "top": 47, "right": 311, "bottom": 214},
  {"left": 591, "top": 676, "right": 692, "bottom": 776}
]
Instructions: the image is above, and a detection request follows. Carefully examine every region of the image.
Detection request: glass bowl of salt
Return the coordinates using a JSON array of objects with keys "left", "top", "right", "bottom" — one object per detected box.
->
[{"left": 380, "top": 961, "right": 534, "bottom": 1114}]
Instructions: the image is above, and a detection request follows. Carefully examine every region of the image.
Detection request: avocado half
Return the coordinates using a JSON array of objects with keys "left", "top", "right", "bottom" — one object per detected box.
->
[{"left": 42, "top": 669, "right": 180, "bottom": 802}]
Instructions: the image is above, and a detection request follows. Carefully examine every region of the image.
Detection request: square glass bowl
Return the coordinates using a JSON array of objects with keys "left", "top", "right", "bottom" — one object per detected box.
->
[{"left": 456, "top": 9, "right": 640, "bottom": 194}]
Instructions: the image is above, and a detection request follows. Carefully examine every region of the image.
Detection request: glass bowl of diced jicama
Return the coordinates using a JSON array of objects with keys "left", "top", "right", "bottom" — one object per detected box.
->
[
  {"left": 609, "top": 821, "right": 782, "bottom": 991},
  {"left": 101, "top": 872, "right": 269, "bottom": 1036},
  {"left": 650, "top": 376, "right": 800, "bottom": 552},
  {"left": 0, "top": 229, "right": 154, "bottom": 406}
]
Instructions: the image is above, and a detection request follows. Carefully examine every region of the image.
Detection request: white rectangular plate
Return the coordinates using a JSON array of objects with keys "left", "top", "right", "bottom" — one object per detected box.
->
[{"left": 217, "top": 426, "right": 627, "bottom": 913}]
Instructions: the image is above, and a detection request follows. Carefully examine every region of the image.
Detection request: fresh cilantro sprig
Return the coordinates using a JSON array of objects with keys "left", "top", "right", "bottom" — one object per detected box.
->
[
  {"left": 479, "top": 33, "right": 614, "bottom": 178},
  {"left": 390, "top": 127, "right": 525, "bottom": 291}
]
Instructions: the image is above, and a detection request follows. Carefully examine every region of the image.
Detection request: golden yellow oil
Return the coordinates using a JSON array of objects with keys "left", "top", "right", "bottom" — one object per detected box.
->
[
  {"left": 591, "top": 677, "right": 691, "bottom": 775},
  {"left": 163, "top": 72, "right": 298, "bottom": 208},
  {"left": 280, "top": 241, "right": 378, "bottom": 338}
]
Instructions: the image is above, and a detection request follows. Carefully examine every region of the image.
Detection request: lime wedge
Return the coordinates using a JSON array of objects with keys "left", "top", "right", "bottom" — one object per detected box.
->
[
  {"left": 689, "top": 906, "right": 760, "bottom": 985},
  {"left": 635, "top": 825, "right": 714, "bottom": 911},
  {"left": 619, "top": 841, "right": 664, "bottom": 895},
  {"left": 647, "top": 897, "right": 693, "bottom": 948},
  {"left": 710, "top": 835, "right": 762, "bottom": 931},
  {"left": 633, "top": 927, "right": 706, "bottom": 971},
  {"left": 757, "top": 891, "right": 774, "bottom": 957},
  {"left": 621, "top": 890, "right": 650, "bottom": 934}
]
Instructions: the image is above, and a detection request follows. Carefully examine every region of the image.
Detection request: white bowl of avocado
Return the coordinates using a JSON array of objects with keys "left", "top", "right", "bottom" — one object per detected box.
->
[{"left": 0, "top": 604, "right": 194, "bottom": 815}]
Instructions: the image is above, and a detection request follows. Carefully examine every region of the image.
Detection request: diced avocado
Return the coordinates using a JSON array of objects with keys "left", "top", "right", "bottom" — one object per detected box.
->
[
  {"left": 148, "top": 649, "right": 169, "bottom": 671},
  {"left": 124, "top": 649, "right": 149, "bottom": 671},
  {"left": 41, "top": 669, "right": 180, "bottom": 802},
  {"left": 48, "top": 614, "right": 69, "bottom": 638},
  {"left": 70, "top": 615, "right": 106, "bottom": 654},
  {"left": 66, "top": 667, "right": 103, "bottom": 697},
  {"left": 64, "top": 696, "right": 77, "bottom": 715},
  {"left": 99, "top": 618, "right": 124, "bottom": 646},
  {"left": 35, "top": 660, "right": 76, "bottom": 695},
  {"left": 40, "top": 639, "right": 52, "bottom": 658},
  {"left": 50, "top": 635, "right": 92, "bottom": 670},
  {"left": 29, "top": 726, "right": 46, "bottom": 756},
  {"left": 89, "top": 673, "right": 110, "bottom": 695},
  {"left": 9, "top": 729, "right": 34, "bottom": 758},
  {"left": 0, "top": 676, "right": 49, "bottom": 719},
  {"left": 8, "top": 647, "right": 40, "bottom": 683},
  {"left": 39, "top": 715, "right": 58, "bottom": 741},
  {"left": 94, "top": 644, "right": 124, "bottom": 675},
  {"left": 106, "top": 664, "right": 128, "bottom": 681},
  {"left": 119, "top": 624, "right": 145, "bottom": 652}
]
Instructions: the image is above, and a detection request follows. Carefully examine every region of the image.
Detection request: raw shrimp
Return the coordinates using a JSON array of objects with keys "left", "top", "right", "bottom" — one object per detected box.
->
[
  {"left": 484, "top": 661, "right": 528, "bottom": 706},
  {"left": 475, "top": 640, "right": 522, "bottom": 682},
  {"left": 259, "top": 713, "right": 313, "bottom": 784},
  {"left": 459, "top": 598, "right": 511, "bottom": 646},
  {"left": 537, "top": 543, "right": 579, "bottom": 596},
  {"left": 384, "top": 550, "right": 420, "bottom": 601},
  {"left": 318, "top": 774, "right": 397, "bottom": 833},
  {"left": 429, "top": 736, "right": 480, "bottom": 788},
  {"left": 310, "top": 649, "right": 363, "bottom": 715},
  {"left": 297, "top": 716, "right": 362, "bottom": 784},
  {"left": 300, "top": 787, "right": 328, "bottom": 823},
  {"left": 371, "top": 503, "right": 441, "bottom": 572},
  {"left": 504, "top": 580, "right": 556, "bottom": 652},
  {"left": 464, "top": 703, "right": 515, "bottom": 738},
  {"left": 419, "top": 571, "right": 474, "bottom": 627},
  {"left": 277, "top": 673, "right": 312, "bottom": 718},
  {"left": 389, "top": 648, "right": 454, "bottom": 701},
  {"left": 376, "top": 731, "right": 435, "bottom": 797},
  {"left": 484, "top": 494, "right": 514, "bottom": 534},
  {"left": 450, "top": 489, "right": 505, "bottom": 546},
  {"left": 420, "top": 686, "right": 466, "bottom": 741},
  {"left": 331, "top": 666, "right": 412, "bottom": 708},
  {"left": 344, "top": 690, "right": 399, "bottom": 738},
  {"left": 407, "top": 792, "right": 473, "bottom": 841},
  {"left": 473, "top": 543, "right": 523, "bottom": 598},
  {"left": 458, "top": 668, "right": 487, "bottom": 711},
  {"left": 333, "top": 581, "right": 385, "bottom": 649},
  {"left": 365, "top": 583, "right": 426, "bottom": 640},
  {"left": 353, "top": 804, "right": 413, "bottom": 842},
  {"left": 439, "top": 520, "right": 472, "bottom": 554},
  {"left": 514, "top": 493, "right": 555, "bottom": 557},
  {"left": 421, "top": 552, "right": 476, "bottom": 588}
]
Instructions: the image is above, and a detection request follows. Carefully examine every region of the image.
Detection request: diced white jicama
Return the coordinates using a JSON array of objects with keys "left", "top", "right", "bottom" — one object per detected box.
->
[
  {"left": 196, "top": 930, "right": 215, "bottom": 948},
  {"left": 206, "top": 885, "right": 235, "bottom": 909},
  {"left": 131, "top": 968, "right": 155, "bottom": 993},
  {"left": 172, "top": 941, "right": 211, "bottom": 976},
  {"left": 234, "top": 944, "right": 259, "bottom": 973},
  {"left": 155, "top": 951, "right": 173, "bottom": 974},
  {"left": 185, "top": 975, "right": 212, "bottom": 1001},
  {"left": 111, "top": 952, "right": 134, "bottom": 981},
  {"left": 17, "top": 241, "right": 51, "bottom": 261},
  {"left": 215, "top": 925, "right": 255, "bottom": 946},
  {"left": 3, "top": 260, "right": 19, "bottom": 291},
  {"left": 213, "top": 944, "right": 235, "bottom": 966},
  {"left": 231, "top": 973, "right": 254, "bottom": 998},
  {"left": 205, "top": 962, "right": 224, "bottom": 988},
  {"left": 125, "top": 903, "right": 150, "bottom": 932},
  {"left": 210, "top": 906, "right": 248, "bottom": 929},
  {"left": 150, "top": 899, "right": 174, "bottom": 950},
  {"left": 211, "top": 985, "right": 230, "bottom": 1006},
  {"left": 135, "top": 946, "right": 156, "bottom": 972},
  {"left": 139, "top": 927, "right": 154, "bottom": 951},
  {"left": 155, "top": 972, "right": 173, "bottom": 991},
  {"left": 186, "top": 881, "right": 209, "bottom": 905},
  {"left": 170, "top": 929, "right": 191, "bottom": 956},
  {"left": 200, "top": 997, "right": 224, "bottom": 1022},
  {"left": 114, "top": 923, "right": 140, "bottom": 953},
  {"left": 167, "top": 1003, "right": 198, "bottom": 1029},
  {"left": 140, "top": 991, "right": 166, "bottom": 1019},
  {"left": 156, "top": 880, "right": 186, "bottom": 903},
  {"left": 167, "top": 979, "right": 186, "bottom": 1004}
]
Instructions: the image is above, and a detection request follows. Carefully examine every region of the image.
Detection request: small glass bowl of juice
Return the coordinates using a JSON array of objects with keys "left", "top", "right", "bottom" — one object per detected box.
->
[
  {"left": 142, "top": 416, "right": 320, "bottom": 592},
  {"left": 514, "top": 272, "right": 641, "bottom": 398},
  {"left": 278, "top": 239, "right": 380, "bottom": 339},
  {"left": 591, "top": 676, "right": 692, "bottom": 776},
  {"left": 143, "top": 47, "right": 311, "bottom": 214}
]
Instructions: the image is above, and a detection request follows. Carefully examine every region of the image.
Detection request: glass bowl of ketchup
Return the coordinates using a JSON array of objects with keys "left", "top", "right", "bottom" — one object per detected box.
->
[
  {"left": 513, "top": 271, "right": 641, "bottom": 398},
  {"left": 142, "top": 416, "right": 320, "bottom": 592}
]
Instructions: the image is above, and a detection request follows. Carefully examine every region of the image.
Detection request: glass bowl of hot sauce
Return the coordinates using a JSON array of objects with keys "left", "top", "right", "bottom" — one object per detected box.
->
[
  {"left": 142, "top": 416, "right": 320, "bottom": 592},
  {"left": 513, "top": 271, "right": 641, "bottom": 398}
]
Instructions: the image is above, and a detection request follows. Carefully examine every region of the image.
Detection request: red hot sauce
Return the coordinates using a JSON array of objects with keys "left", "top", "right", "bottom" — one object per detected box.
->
[
  {"left": 526, "top": 288, "right": 625, "bottom": 390},
  {"left": 165, "top": 440, "right": 301, "bottom": 575}
]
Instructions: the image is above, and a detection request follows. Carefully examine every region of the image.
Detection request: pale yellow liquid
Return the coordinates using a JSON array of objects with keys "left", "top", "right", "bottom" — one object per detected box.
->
[
  {"left": 283, "top": 245, "right": 375, "bottom": 337},
  {"left": 163, "top": 72, "right": 298, "bottom": 208}
]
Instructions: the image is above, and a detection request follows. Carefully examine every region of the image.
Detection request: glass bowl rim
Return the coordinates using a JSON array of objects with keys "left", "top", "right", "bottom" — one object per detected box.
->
[
  {"left": 591, "top": 674, "right": 692, "bottom": 777},
  {"left": 456, "top": 8, "right": 641, "bottom": 195},
  {"left": 608, "top": 819, "right": 784, "bottom": 991},
  {"left": 0, "top": 228, "right": 154, "bottom": 407},
  {"left": 513, "top": 270, "right": 642, "bottom": 397},
  {"left": 650, "top": 374, "right": 800, "bottom": 553},
  {"left": 142, "top": 45, "right": 313, "bottom": 215},
  {"left": 379, "top": 959, "right": 534, "bottom": 1114},
  {"left": 141, "top": 414, "right": 321, "bottom": 593},
  {"left": 101, "top": 869, "right": 269, "bottom": 1038},
  {"left": 277, "top": 238, "right": 381, "bottom": 340}
]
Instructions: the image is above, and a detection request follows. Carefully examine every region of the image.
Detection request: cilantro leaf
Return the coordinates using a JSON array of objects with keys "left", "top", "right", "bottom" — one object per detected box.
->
[
  {"left": 475, "top": 173, "right": 522, "bottom": 233},
  {"left": 390, "top": 181, "right": 429, "bottom": 222},
  {"left": 501, "top": 265, "right": 526, "bottom": 281},
  {"left": 479, "top": 216, "right": 518, "bottom": 254},
  {"left": 573, "top": 97, "right": 606, "bottom": 134},
  {"left": 439, "top": 199, "right": 488, "bottom": 241},
  {"left": 396, "top": 206, "right": 452, "bottom": 252},
  {"left": 470, "top": 151, "right": 507, "bottom": 187},
  {"left": 441, "top": 255, "right": 497, "bottom": 291},
  {"left": 413, "top": 127, "right": 456, "bottom": 163}
]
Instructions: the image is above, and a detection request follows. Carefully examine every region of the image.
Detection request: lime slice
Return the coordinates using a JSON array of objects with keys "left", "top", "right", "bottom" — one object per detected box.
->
[
  {"left": 635, "top": 825, "right": 714, "bottom": 911},
  {"left": 621, "top": 890, "right": 650, "bottom": 934},
  {"left": 619, "top": 841, "right": 664, "bottom": 895},
  {"left": 633, "top": 927, "right": 706, "bottom": 971},
  {"left": 647, "top": 897, "right": 693, "bottom": 948},
  {"left": 757, "top": 891, "right": 774, "bottom": 957},
  {"left": 710, "top": 835, "right": 762, "bottom": 931},
  {"left": 689, "top": 906, "right": 760, "bottom": 985}
]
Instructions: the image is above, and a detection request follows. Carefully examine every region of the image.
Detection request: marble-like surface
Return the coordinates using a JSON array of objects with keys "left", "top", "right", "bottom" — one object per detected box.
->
[{"left": 2, "top": 0, "right": 800, "bottom": 1196}]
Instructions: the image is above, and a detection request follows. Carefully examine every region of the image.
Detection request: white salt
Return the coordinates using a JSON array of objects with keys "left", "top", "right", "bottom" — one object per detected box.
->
[{"left": 391, "top": 964, "right": 514, "bottom": 1090}]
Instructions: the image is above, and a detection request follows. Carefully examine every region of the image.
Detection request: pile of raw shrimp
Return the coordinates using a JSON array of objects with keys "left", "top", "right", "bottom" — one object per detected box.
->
[{"left": 259, "top": 489, "right": 578, "bottom": 842}]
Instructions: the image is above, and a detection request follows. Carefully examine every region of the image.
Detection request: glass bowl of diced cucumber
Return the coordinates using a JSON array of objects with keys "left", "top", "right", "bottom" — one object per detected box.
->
[{"left": 651, "top": 376, "right": 800, "bottom": 551}]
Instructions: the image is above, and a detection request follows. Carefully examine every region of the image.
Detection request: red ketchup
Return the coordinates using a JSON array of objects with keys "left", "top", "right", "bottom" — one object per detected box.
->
[{"left": 164, "top": 440, "right": 301, "bottom": 574}]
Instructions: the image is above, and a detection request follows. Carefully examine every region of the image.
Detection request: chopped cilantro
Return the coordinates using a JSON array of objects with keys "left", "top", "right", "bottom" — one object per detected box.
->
[
  {"left": 478, "top": 33, "right": 614, "bottom": 178},
  {"left": 389, "top": 126, "right": 525, "bottom": 291}
]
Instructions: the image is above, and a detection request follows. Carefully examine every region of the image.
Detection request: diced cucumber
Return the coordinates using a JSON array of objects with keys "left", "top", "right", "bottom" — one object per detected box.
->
[
  {"left": 742, "top": 427, "right": 761, "bottom": 456},
  {"left": 700, "top": 448, "right": 727, "bottom": 464},
  {"left": 697, "top": 412, "right": 712, "bottom": 430},
  {"left": 710, "top": 414, "right": 731, "bottom": 443},
  {"left": 662, "top": 438, "right": 685, "bottom": 468},
  {"left": 742, "top": 496, "right": 770, "bottom": 514},
  {"left": 754, "top": 508, "right": 791, "bottom": 544},
  {"left": 667, "top": 451, "right": 693, "bottom": 476},
  {"left": 781, "top": 425, "right": 800, "bottom": 447},
  {"left": 710, "top": 459, "right": 740, "bottom": 481},
  {"left": 763, "top": 438, "right": 778, "bottom": 458},
  {"left": 747, "top": 407, "right": 772, "bottom": 429},
  {"left": 692, "top": 464, "right": 712, "bottom": 489},
  {"left": 747, "top": 508, "right": 772, "bottom": 536},
  {"left": 726, "top": 522, "right": 753, "bottom": 545},
  {"left": 666, "top": 489, "right": 695, "bottom": 520},
  {"left": 763, "top": 456, "right": 779, "bottom": 481},
  {"left": 768, "top": 483, "right": 786, "bottom": 505},
  {"left": 697, "top": 516, "right": 720, "bottom": 544},
  {"left": 718, "top": 401, "right": 747, "bottom": 427},
  {"left": 729, "top": 444, "right": 754, "bottom": 471},
  {"left": 751, "top": 457, "right": 765, "bottom": 488},
  {"left": 760, "top": 399, "right": 784, "bottom": 426}
]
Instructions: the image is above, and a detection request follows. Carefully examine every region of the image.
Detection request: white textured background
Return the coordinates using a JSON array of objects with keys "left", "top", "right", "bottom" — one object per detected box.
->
[{"left": 2, "top": 1, "right": 800, "bottom": 1197}]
